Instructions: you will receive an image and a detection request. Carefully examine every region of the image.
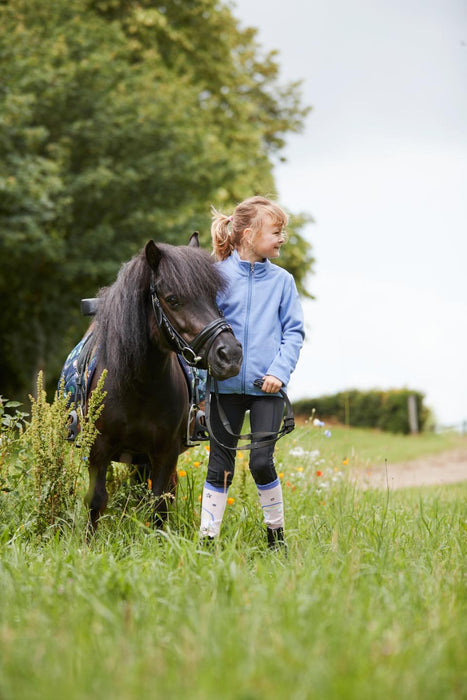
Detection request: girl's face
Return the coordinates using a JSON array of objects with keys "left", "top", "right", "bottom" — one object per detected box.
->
[{"left": 240, "top": 217, "right": 286, "bottom": 263}]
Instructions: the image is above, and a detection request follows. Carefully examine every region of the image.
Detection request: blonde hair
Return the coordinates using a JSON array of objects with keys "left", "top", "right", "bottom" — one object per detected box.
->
[{"left": 211, "top": 196, "right": 288, "bottom": 261}]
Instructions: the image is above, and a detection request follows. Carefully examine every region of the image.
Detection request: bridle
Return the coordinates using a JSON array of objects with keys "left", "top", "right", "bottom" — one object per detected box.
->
[{"left": 150, "top": 274, "right": 234, "bottom": 367}]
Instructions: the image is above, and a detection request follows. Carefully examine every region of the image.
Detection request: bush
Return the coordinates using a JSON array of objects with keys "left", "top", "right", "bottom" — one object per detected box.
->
[{"left": 293, "top": 388, "right": 429, "bottom": 434}]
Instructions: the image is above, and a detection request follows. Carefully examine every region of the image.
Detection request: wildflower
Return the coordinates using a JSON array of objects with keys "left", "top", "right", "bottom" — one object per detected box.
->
[
  {"left": 316, "top": 470, "right": 323, "bottom": 477},
  {"left": 290, "top": 446, "right": 306, "bottom": 457},
  {"left": 147, "top": 479, "right": 153, "bottom": 490},
  {"left": 319, "top": 501, "right": 326, "bottom": 506},
  {"left": 227, "top": 497, "right": 235, "bottom": 505},
  {"left": 324, "top": 430, "right": 332, "bottom": 438},
  {"left": 313, "top": 418, "right": 325, "bottom": 427},
  {"left": 296, "top": 466, "right": 304, "bottom": 472},
  {"left": 193, "top": 461, "right": 200, "bottom": 468},
  {"left": 145, "top": 522, "right": 150, "bottom": 527},
  {"left": 178, "top": 469, "right": 187, "bottom": 478},
  {"left": 238, "top": 451, "right": 244, "bottom": 459},
  {"left": 205, "top": 445, "right": 210, "bottom": 453},
  {"left": 279, "top": 472, "right": 284, "bottom": 480},
  {"left": 198, "top": 494, "right": 202, "bottom": 502},
  {"left": 342, "top": 458, "right": 349, "bottom": 466}
]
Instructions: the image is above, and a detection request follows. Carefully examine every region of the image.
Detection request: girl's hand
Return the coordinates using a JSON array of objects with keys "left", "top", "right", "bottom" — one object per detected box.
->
[{"left": 260, "top": 375, "right": 283, "bottom": 394}]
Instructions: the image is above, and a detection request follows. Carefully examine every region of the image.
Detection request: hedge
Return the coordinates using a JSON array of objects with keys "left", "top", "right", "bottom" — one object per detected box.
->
[{"left": 292, "top": 389, "right": 429, "bottom": 434}]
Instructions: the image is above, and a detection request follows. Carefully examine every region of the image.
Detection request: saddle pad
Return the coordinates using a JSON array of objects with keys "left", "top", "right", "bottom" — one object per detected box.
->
[{"left": 59, "top": 335, "right": 98, "bottom": 407}]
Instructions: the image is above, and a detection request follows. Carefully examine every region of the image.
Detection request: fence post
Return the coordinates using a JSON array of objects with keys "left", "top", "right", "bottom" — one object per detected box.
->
[{"left": 408, "top": 394, "right": 419, "bottom": 434}]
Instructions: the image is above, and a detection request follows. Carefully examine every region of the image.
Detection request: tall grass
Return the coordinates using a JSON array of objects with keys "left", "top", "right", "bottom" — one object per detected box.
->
[{"left": 0, "top": 411, "right": 466, "bottom": 699}]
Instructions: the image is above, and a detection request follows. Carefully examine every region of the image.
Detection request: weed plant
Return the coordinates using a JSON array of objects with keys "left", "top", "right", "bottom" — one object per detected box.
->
[
  {"left": 0, "top": 405, "right": 466, "bottom": 699},
  {"left": 1, "top": 371, "right": 106, "bottom": 538}
]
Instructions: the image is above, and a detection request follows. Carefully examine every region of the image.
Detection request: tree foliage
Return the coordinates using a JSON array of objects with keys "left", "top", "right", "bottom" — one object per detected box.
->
[{"left": 0, "top": 0, "right": 313, "bottom": 398}]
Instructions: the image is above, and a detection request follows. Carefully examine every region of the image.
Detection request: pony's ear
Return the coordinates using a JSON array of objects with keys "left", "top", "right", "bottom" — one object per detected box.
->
[
  {"left": 188, "top": 231, "right": 200, "bottom": 247},
  {"left": 145, "top": 240, "right": 163, "bottom": 271}
]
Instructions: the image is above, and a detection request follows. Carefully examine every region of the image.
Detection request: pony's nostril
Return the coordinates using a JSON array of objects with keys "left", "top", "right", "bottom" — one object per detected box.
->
[{"left": 216, "top": 345, "right": 229, "bottom": 362}]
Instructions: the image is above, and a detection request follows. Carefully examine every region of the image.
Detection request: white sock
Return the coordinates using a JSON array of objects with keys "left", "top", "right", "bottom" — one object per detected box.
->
[
  {"left": 257, "top": 478, "right": 284, "bottom": 530},
  {"left": 200, "top": 482, "right": 229, "bottom": 537}
]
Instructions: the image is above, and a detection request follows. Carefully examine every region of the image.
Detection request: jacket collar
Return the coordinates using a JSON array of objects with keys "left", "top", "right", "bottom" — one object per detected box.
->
[{"left": 230, "top": 249, "right": 270, "bottom": 277}]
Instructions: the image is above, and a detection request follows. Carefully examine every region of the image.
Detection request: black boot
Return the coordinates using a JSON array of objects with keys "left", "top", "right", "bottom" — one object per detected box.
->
[{"left": 267, "top": 526, "right": 286, "bottom": 552}]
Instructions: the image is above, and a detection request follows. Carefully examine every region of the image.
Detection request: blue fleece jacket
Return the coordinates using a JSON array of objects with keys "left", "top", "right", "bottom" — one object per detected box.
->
[{"left": 215, "top": 250, "right": 305, "bottom": 396}]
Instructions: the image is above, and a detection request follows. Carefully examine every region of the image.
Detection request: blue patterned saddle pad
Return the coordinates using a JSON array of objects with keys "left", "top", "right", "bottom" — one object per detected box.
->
[{"left": 59, "top": 334, "right": 98, "bottom": 407}]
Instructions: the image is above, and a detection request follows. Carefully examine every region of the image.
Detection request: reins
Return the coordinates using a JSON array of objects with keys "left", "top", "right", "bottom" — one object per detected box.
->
[
  {"left": 150, "top": 274, "right": 234, "bottom": 367},
  {"left": 203, "top": 376, "right": 295, "bottom": 451}
]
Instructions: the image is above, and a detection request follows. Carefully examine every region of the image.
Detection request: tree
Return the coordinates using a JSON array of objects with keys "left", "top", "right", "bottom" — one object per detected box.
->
[{"left": 0, "top": 0, "right": 313, "bottom": 399}]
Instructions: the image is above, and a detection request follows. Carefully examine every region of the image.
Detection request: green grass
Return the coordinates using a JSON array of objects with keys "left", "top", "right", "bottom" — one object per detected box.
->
[
  {"left": 1, "top": 426, "right": 466, "bottom": 699},
  {"left": 293, "top": 421, "right": 467, "bottom": 466}
]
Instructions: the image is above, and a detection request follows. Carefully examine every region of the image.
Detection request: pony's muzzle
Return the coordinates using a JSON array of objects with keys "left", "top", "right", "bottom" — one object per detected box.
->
[{"left": 208, "top": 338, "right": 243, "bottom": 380}]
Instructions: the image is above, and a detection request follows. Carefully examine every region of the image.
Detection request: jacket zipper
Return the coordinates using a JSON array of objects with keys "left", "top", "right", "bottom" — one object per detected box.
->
[{"left": 241, "top": 263, "right": 255, "bottom": 393}]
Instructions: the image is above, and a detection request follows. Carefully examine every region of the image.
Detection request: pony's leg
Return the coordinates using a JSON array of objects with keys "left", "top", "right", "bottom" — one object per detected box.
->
[
  {"left": 85, "top": 444, "right": 110, "bottom": 531},
  {"left": 149, "top": 449, "right": 179, "bottom": 527}
]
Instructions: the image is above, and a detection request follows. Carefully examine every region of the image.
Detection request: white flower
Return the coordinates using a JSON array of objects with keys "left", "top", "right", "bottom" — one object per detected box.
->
[{"left": 289, "top": 446, "right": 306, "bottom": 457}]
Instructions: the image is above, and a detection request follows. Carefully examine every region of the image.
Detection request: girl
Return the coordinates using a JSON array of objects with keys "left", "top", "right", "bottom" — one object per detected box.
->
[{"left": 199, "top": 196, "right": 305, "bottom": 548}]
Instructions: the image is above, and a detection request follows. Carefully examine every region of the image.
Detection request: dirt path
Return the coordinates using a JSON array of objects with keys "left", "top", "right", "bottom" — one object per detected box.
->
[{"left": 356, "top": 449, "right": 467, "bottom": 489}]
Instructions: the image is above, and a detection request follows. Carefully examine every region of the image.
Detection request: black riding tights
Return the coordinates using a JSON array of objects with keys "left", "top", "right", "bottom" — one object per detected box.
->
[{"left": 206, "top": 393, "right": 285, "bottom": 489}]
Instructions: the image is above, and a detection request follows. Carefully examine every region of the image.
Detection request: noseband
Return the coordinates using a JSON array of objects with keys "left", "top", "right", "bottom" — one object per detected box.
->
[{"left": 150, "top": 276, "right": 234, "bottom": 367}]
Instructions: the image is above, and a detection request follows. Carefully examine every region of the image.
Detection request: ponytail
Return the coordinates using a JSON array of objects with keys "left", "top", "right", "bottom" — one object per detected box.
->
[{"left": 211, "top": 207, "right": 235, "bottom": 261}]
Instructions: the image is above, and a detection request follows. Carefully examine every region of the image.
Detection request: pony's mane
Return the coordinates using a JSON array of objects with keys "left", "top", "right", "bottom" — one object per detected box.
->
[{"left": 95, "top": 243, "right": 225, "bottom": 387}]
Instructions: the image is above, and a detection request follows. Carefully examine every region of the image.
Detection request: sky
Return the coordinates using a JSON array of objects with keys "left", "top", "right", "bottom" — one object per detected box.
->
[{"left": 233, "top": 0, "right": 467, "bottom": 426}]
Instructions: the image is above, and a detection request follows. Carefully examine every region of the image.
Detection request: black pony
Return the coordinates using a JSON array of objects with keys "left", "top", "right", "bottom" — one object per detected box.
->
[{"left": 76, "top": 234, "right": 242, "bottom": 529}]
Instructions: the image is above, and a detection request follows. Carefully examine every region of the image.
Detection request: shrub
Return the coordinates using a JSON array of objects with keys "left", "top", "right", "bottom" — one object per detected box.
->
[{"left": 293, "top": 388, "right": 429, "bottom": 434}]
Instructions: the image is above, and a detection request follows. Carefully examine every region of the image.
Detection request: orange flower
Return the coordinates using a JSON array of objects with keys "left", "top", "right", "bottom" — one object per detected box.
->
[
  {"left": 227, "top": 497, "right": 235, "bottom": 505},
  {"left": 178, "top": 469, "right": 187, "bottom": 478},
  {"left": 193, "top": 461, "right": 200, "bottom": 468},
  {"left": 238, "top": 451, "right": 244, "bottom": 459},
  {"left": 198, "top": 494, "right": 202, "bottom": 502},
  {"left": 342, "top": 458, "right": 349, "bottom": 466},
  {"left": 296, "top": 467, "right": 304, "bottom": 472},
  {"left": 278, "top": 472, "right": 284, "bottom": 480},
  {"left": 286, "top": 480, "right": 292, "bottom": 488},
  {"left": 205, "top": 446, "right": 210, "bottom": 453},
  {"left": 147, "top": 479, "right": 153, "bottom": 490},
  {"left": 316, "top": 470, "right": 323, "bottom": 477}
]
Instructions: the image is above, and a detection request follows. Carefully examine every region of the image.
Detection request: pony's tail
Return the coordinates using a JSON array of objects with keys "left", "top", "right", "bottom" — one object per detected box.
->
[{"left": 211, "top": 206, "right": 235, "bottom": 261}]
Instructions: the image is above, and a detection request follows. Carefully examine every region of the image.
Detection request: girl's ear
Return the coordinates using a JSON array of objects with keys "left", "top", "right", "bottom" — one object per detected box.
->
[
  {"left": 243, "top": 227, "right": 253, "bottom": 247},
  {"left": 145, "top": 240, "right": 163, "bottom": 271}
]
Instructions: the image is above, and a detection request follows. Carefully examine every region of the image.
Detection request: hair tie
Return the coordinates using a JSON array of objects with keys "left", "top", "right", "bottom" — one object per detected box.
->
[{"left": 227, "top": 215, "right": 233, "bottom": 222}]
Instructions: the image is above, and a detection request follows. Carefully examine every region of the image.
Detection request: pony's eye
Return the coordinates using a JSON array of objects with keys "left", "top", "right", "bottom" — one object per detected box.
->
[{"left": 165, "top": 295, "right": 180, "bottom": 308}]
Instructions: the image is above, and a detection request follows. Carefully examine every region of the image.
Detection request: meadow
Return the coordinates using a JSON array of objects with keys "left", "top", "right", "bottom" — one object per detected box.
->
[{"left": 1, "top": 408, "right": 466, "bottom": 700}]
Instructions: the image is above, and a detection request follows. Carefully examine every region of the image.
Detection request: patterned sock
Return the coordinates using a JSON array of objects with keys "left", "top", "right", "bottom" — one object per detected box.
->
[
  {"left": 199, "top": 482, "right": 229, "bottom": 538},
  {"left": 257, "top": 478, "right": 284, "bottom": 530}
]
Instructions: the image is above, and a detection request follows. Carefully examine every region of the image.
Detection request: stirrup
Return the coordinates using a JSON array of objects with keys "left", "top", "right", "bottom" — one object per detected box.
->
[
  {"left": 66, "top": 410, "right": 79, "bottom": 442},
  {"left": 186, "top": 405, "right": 210, "bottom": 446}
]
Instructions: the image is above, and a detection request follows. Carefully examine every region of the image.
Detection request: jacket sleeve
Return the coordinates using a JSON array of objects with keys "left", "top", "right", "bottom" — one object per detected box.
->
[{"left": 266, "top": 275, "right": 305, "bottom": 387}]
